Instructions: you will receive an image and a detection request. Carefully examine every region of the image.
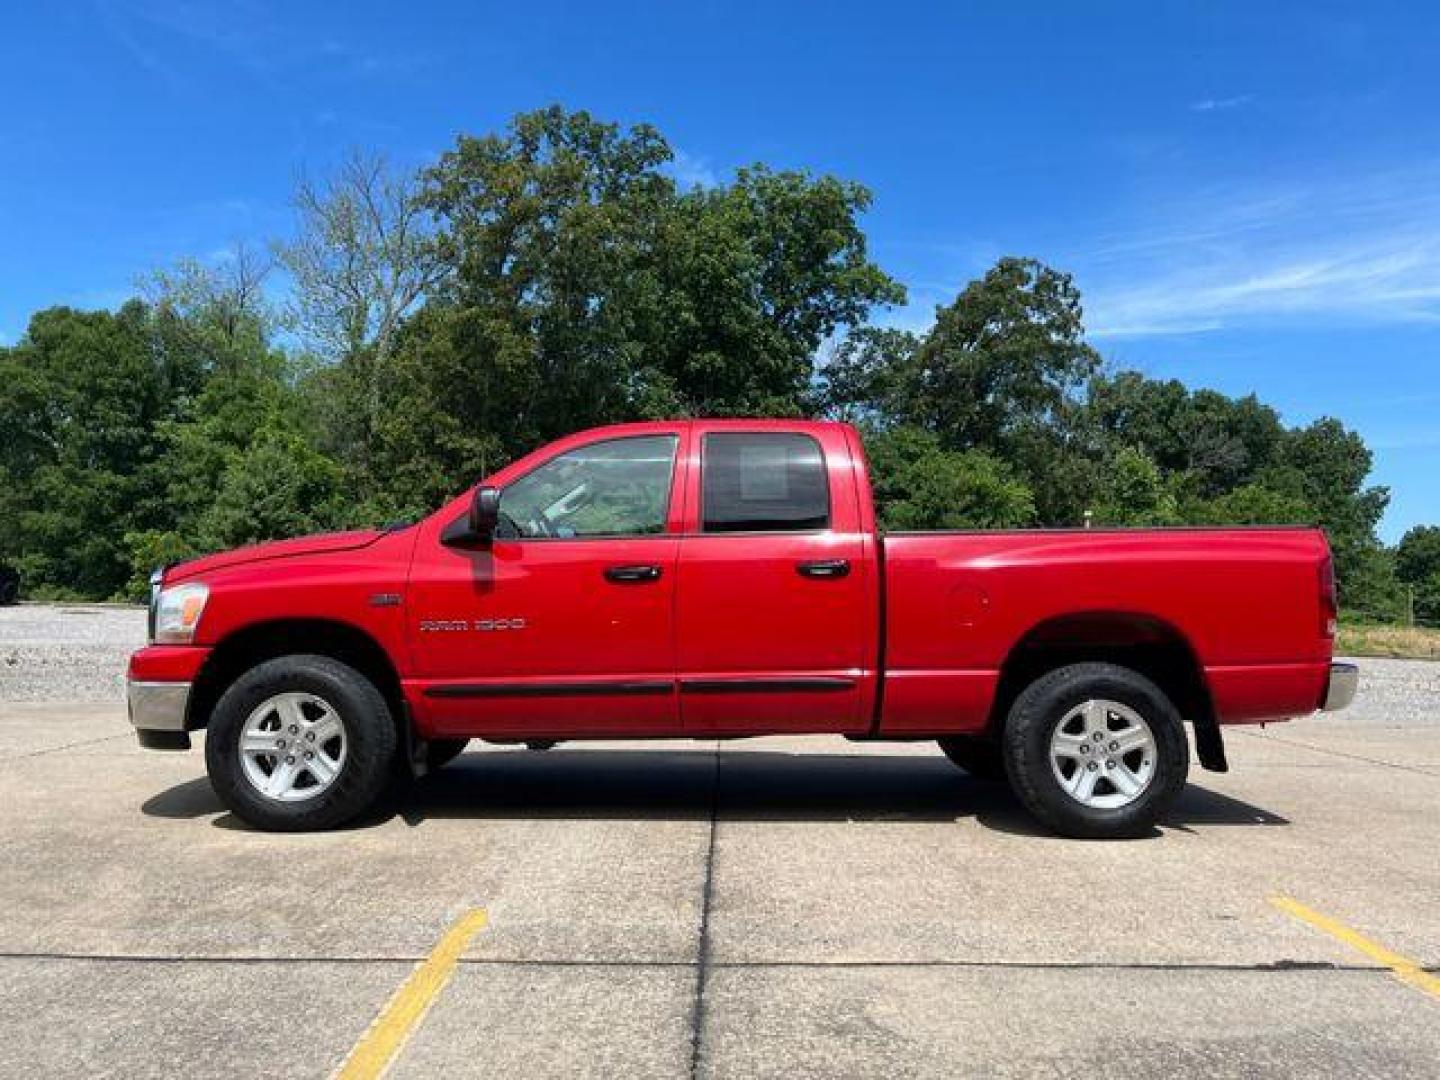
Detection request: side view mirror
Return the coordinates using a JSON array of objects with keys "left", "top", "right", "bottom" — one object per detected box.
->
[
  {"left": 470, "top": 486, "right": 501, "bottom": 541},
  {"left": 442, "top": 485, "right": 502, "bottom": 548}
]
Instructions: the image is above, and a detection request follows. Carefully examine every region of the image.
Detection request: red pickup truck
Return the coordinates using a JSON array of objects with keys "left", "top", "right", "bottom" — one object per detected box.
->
[{"left": 128, "top": 419, "right": 1356, "bottom": 837}]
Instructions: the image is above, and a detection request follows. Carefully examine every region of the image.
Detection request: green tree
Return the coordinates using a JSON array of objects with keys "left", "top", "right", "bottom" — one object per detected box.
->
[
  {"left": 369, "top": 106, "right": 901, "bottom": 510},
  {"left": 141, "top": 244, "right": 276, "bottom": 362},
  {"left": 413, "top": 106, "right": 681, "bottom": 454},
  {"left": 815, "top": 327, "right": 920, "bottom": 422},
  {"left": 1395, "top": 525, "right": 1440, "bottom": 584},
  {"left": 1270, "top": 419, "right": 1395, "bottom": 616},
  {"left": 1088, "top": 373, "right": 1284, "bottom": 497},
  {"left": 1395, "top": 525, "right": 1440, "bottom": 626},
  {"left": 894, "top": 257, "right": 1100, "bottom": 453},
  {"left": 826, "top": 258, "right": 1104, "bottom": 525},
  {"left": 1185, "top": 483, "right": 1313, "bottom": 526},
  {"left": 0, "top": 303, "right": 192, "bottom": 598},
  {"left": 276, "top": 151, "right": 447, "bottom": 485},
  {"left": 1094, "top": 447, "right": 1180, "bottom": 526},
  {"left": 864, "top": 427, "right": 1034, "bottom": 530},
  {"left": 196, "top": 428, "right": 347, "bottom": 550},
  {"left": 653, "top": 166, "right": 904, "bottom": 414}
]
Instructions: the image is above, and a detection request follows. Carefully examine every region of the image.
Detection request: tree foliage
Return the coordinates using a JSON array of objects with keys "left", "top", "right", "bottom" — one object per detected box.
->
[
  {"left": 865, "top": 427, "right": 1034, "bottom": 530},
  {"left": 275, "top": 150, "right": 447, "bottom": 485},
  {"left": 0, "top": 303, "right": 197, "bottom": 597},
  {"left": 1395, "top": 526, "right": 1440, "bottom": 625},
  {"left": 0, "top": 106, "right": 1419, "bottom": 619},
  {"left": 894, "top": 258, "right": 1100, "bottom": 453}
]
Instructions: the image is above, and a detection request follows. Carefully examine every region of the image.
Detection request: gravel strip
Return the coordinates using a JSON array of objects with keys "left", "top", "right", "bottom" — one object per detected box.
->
[{"left": 0, "top": 605, "right": 146, "bottom": 703}]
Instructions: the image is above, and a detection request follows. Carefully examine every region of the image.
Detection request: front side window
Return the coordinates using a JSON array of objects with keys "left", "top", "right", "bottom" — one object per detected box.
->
[
  {"left": 702, "top": 432, "right": 830, "bottom": 533},
  {"left": 500, "top": 435, "right": 678, "bottom": 539}
]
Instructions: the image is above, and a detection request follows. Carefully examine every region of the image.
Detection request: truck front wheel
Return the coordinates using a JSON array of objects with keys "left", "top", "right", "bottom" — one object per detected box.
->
[
  {"left": 204, "top": 655, "right": 398, "bottom": 831},
  {"left": 1002, "top": 662, "right": 1188, "bottom": 839}
]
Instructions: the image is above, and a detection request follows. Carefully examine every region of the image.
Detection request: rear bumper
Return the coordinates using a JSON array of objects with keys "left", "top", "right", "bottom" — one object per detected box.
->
[
  {"left": 127, "top": 679, "right": 193, "bottom": 750},
  {"left": 1322, "top": 661, "right": 1359, "bottom": 712}
]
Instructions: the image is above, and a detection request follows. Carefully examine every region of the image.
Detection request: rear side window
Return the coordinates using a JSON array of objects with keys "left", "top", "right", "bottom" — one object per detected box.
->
[{"left": 701, "top": 433, "right": 830, "bottom": 533}]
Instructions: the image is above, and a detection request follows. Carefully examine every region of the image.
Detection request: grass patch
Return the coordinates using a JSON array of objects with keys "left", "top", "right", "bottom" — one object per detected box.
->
[{"left": 1337, "top": 623, "right": 1440, "bottom": 660}]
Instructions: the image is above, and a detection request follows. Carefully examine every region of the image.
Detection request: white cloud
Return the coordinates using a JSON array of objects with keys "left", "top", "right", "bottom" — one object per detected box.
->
[
  {"left": 1189, "top": 94, "right": 1256, "bottom": 113},
  {"left": 1080, "top": 165, "right": 1440, "bottom": 337}
]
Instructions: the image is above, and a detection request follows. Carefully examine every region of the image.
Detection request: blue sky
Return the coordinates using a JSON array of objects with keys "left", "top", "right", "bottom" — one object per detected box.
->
[{"left": 2, "top": 1, "right": 1436, "bottom": 540}]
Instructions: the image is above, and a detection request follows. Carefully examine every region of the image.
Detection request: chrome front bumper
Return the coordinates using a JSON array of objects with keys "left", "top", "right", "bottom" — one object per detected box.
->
[
  {"left": 127, "top": 680, "right": 193, "bottom": 749},
  {"left": 1322, "top": 661, "right": 1359, "bottom": 712}
]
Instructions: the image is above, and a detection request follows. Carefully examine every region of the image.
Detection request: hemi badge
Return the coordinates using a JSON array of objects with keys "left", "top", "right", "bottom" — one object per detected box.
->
[{"left": 368, "top": 593, "right": 402, "bottom": 608}]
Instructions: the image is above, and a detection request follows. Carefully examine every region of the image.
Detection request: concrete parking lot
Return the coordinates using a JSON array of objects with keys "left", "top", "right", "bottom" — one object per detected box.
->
[{"left": 1, "top": 606, "right": 1437, "bottom": 1077}]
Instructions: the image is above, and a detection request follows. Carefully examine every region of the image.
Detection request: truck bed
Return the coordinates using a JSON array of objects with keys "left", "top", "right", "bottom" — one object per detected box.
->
[{"left": 878, "top": 527, "right": 1332, "bottom": 735}]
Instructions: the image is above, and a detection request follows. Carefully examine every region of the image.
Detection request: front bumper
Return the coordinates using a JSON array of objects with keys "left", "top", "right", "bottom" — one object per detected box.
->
[
  {"left": 1322, "top": 661, "right": 1359, "bottom": 712},
  {"left": 127, "top": 680, "right": 193, "bottom": 750}
]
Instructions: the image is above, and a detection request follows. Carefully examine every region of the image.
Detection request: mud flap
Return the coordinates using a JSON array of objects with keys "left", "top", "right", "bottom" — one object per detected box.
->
[
  {"left": 401, "top": 703, "right": 429, "bottom": 779},
  {"left": 1192, "top": 714, "right": 1229, "bottom": 773}
]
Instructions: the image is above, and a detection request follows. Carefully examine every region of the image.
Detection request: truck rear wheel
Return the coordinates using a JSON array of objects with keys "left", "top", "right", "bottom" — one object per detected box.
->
[
  {"left": 1002, "top": 662, "right": 1188, "bottom": 839},
  {"left": 204, "top": 655, "right": 398, "bottom": 831}
]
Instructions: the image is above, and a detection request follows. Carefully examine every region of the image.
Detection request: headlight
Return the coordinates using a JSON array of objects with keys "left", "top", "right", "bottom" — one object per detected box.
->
[{"left": 152, "top": 582, "right": 210, "bottom": 644}]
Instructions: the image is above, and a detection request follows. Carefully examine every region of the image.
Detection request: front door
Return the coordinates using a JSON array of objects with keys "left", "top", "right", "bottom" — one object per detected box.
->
[
  {"left": 676, "top": 428, "right": 871, "bottom": 734},
  {"left": 406, "top": 431, "right": 685, "bottom": 737}
]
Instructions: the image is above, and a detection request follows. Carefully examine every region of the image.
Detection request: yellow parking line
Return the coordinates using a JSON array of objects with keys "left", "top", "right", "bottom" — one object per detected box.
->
[
  {"left": 1270, "top": 895, "right": 1440, "bottom": 999},
  {"left": 335, "top": 908, "right": 489, "bottom": 1080}
]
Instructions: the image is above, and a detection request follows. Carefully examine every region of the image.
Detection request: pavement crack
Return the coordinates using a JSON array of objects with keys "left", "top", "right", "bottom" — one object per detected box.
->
[
  {"left": 1234, "top": 729, "right": 1440, "bottom": 777},
  {"left": 0, "top": 732, "right": 132, "bottom": 762},
  {"left": 686, "top": 740, "right": 721, "bottom": 1080}
]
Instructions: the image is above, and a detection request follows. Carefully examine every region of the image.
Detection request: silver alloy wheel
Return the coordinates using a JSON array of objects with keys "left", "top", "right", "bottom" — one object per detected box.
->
[
  {"left": 238, "top": 692, "right": 347, "bottom": 803},
  {"left": 1049, "top": 699, "right": 1156, "bottom": 809}
]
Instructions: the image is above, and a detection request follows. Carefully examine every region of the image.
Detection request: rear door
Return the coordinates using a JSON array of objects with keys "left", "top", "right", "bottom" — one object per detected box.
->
[{"left": 675, "top": 426, "right": 871, "bottom": 734}]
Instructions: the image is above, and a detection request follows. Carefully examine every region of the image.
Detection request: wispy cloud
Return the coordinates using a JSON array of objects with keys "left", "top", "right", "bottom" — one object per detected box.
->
[
  {"left": 94, "top": 1, "right": 429, "bottom": 89},
  {"left": 94, "top": 0, "right": 183, "bottom": 88},
  {"left": 1089, "top": 245, "right": 1440, "bottom": 337},
  {"left": 95, "top": 0, "right": 274, "bottom": 81},
  {"left": 1189, "top": 94, "right": 1256, "bottom": 113},
  {"left": 1081, "top": 165, "right": 1440, "bottom": 337}
]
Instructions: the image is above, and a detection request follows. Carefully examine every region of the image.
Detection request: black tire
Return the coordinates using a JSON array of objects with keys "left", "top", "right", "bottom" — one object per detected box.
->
[
  {"left": 205, "top": 655, "right": 398, "bottom": 831},
  {"left": 1002, "top": 662, "right": 1189, "bottom": 839},
  {"left": 936, "top": 736, "right": 1007, "bottom": 782},
  {"left": 426, "top": 738, "right": 470, "bottom": 770}
]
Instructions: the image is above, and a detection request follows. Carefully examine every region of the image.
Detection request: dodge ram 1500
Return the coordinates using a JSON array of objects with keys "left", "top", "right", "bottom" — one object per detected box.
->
[{"left": 128, "top": 420, "right": 1356, "bottom": 836}]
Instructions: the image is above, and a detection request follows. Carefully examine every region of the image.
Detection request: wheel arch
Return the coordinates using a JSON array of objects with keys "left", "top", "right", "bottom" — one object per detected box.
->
[
  {"left": 188, "top": 618, "right": 407, "bottom": 739},
  {"left": 989, "top": 609, "right": 1226, "bottom": 772}
]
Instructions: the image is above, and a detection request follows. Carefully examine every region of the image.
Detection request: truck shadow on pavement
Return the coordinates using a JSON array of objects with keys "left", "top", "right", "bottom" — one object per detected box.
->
[{"left": 142, "top": 748, "right": 1288, "bottom": 837}]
